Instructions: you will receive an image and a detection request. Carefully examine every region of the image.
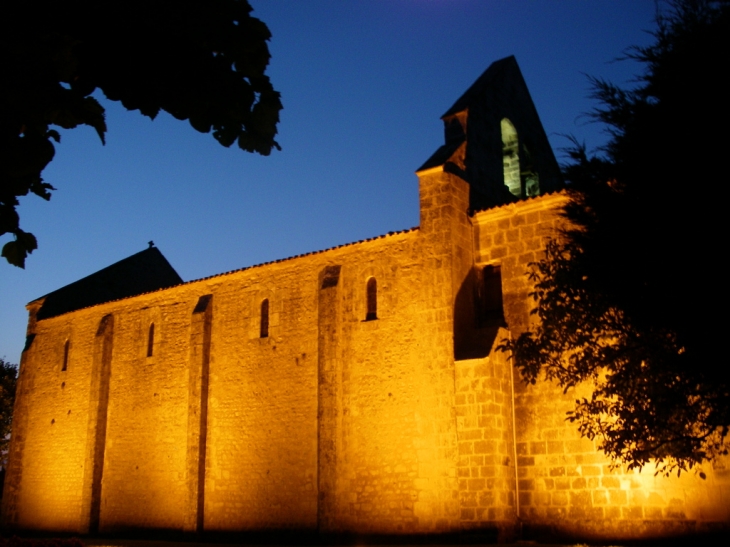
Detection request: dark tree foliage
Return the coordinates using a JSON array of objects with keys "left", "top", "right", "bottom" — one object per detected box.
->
[
  {"left": 502, "top": 0, "right": 730, "bottom": 473},
  {"left": 0, "top": 359, "right": 18, "bottom": 468},
  {"left": 1, "top": 0, "right": 282, "bottom": 268}
]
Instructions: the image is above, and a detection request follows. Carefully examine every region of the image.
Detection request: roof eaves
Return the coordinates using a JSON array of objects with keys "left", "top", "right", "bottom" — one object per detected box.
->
[
  {"left": 469, "top": 189, "right": 568, "bottom": 216},
  {"left": 38, "top": 227, "right": 421, "bottom": 320}
]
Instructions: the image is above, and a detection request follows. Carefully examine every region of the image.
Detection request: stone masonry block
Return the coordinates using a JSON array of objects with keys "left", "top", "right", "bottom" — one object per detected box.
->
[
  {"left": 480, "top": 466, "right": 496, "bottom": 478},
  {"left": 473, "top": 441, "right": 489, "bottom": 454},
  {"left": 546, "top": 507, "right": 567, "bottom": 520},
  {"left": 609, "top": 489, "right": 627, "bottom": 506},
  {"left": 517, "top": 252, "right": 535, "bottom": 266},
  {"left": 491, "top": 246, "right": 508, "bottom": 259},
  {"left": 477, "top": 491, "right": 494, "bottom": 507},
  {"left": 547, "top": 441, "right": 564, "bottom": 454},
  {"left": 645, "top": 506, "right": 664, "bottom": 519},
  {"left": 519, "top": 225, "right": 535, "bottom": 239},
  {"left": 468, "top": 479, "right": 486, "bottom": 491},
  {"left": 549, "top": 466, "right": 565, "bottom": 477},
  {"left": 518, "top": 492, "right": 532, "bottom": 507},
  {"left": 581, "top": 465, "right": 601, "bottom": 476},
  {"left": 461, "top": 492, "right": 478, "bottom": 508},
  {"left": 518, "top": 479, "right": 535, "bottom": 491},
  {"left": 525, "top": 211, "right": 540, "bottom": 225},
  {"left": 552, "top": 491, "right": 568, "bottom": 506},
  {"left": 623, "top": 506, "right": 644, "bottom": 520},
  {"left": 510, "top": 214, "right": 526, "bottom": 227},
  {"left": 570, "top": 490, "right": 591, "bottom": 507},
  {"left": 459, "top": 429, "right": 483, "bottom": 441},
  {"left": 592, "top": 490, "right": 608, "bottom": 506},
  {"left": 629, "top": 490, "right": 647, "bottom": 505},
  {"left": 517, "top": 456, "right": 534, "bottom": 467},
  {"left": 469, "top": 455, "right": 484, "bottom": 467}
]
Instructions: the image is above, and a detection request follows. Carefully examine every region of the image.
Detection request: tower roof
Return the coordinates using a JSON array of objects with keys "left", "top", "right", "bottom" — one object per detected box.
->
[
  {"left": 417, "top": 55, "right": 563, "bottom": 209},
  {"left": 441, "top": 55, "right": 519, "bottom": 119}
]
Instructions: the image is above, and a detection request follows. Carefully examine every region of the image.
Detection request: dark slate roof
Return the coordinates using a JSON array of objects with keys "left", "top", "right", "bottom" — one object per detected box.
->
[
  {"left": 417, "top": 56, "right": 518, "bottom": 173},
  {"left": 442, "top": 55, "right": 517, "bottom": 118},
  {"left": 34, "top": 247, "right": 183, "bottom": 320},
  {"left": 417, "top": 139, "right": 464, "bottom": 173}
]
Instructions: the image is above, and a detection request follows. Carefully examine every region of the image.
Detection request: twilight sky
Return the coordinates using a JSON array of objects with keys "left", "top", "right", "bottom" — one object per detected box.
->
[{"left": 0, "top": 0, "right": 657, "bottom": 363}]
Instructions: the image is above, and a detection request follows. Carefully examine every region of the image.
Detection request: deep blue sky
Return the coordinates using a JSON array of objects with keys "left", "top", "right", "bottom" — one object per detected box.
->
[{"left": 1, "top": 0, "right": 657, "bottom": 363}]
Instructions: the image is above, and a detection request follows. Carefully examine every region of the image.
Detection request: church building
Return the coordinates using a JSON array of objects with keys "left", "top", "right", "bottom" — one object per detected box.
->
[{"left": 3, "top": 57, "right": 728, "bottom": 542}]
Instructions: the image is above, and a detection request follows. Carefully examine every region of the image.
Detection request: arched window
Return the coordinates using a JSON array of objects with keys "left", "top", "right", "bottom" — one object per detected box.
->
[
  {"left": 62, "top": 340, "right": 69, "bottom": 371},
  {"left": 501, "top": 118, "right": 521, "bottom": 197},
  {"left": 260, "top": 299, "right": 269, "bottom": 338},
  {"left": 365, "top": 277, "right": 378, "bottom": 321},
  {"left": 147, "top": 323, "right": 155, "bottom": 357}
]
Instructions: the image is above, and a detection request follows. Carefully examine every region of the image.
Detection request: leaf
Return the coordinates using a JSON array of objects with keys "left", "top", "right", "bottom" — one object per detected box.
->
[
  {"left": 81, "top": 97, "right": 107, "bottom": 145},
  {"left": 29, "top": 179, "right": 56, "bottom": 200},
  {"left": 1, "top": 230, "right": 38, "bottom": 268}
]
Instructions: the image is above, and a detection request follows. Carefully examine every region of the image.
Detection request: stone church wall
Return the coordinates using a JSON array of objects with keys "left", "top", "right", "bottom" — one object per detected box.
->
[
  {"left": 472, "top": 193, "right": 730, "bottom": 540},
  {"left": 5, "top": 182, "right": 730, "bottom": 541},
  {"left": 4, "top": 183, "right": 730, "bottom": 541},
  {"left": 514, "top": 377, "right": 730, "bottom": 540},
  {"left": 3, "top": 167, "right": 474, "bottom": 535},
  {"left": 4, "top": 53, "right": 729, "bottom": 540}
]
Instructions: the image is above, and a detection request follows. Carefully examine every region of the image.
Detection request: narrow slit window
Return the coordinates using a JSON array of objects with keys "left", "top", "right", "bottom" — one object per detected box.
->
[
  {"left": 365, "top": 277, "right": 378, "bottom": 321},
  {"left": 62, "top": 340, "right": 69, "bottom": 371},
  {"left": 147, "top": 323, "right": 155, "bottom": 357},
  {"left": 260, "top": 299, "right": 269, "bottom": 338}
]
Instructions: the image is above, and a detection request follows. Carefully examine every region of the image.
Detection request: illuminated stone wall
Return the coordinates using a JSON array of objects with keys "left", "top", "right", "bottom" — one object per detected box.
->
[
  {"left": 454, "top": 346, "right": 516, "bottom": 534},
  {"left": 2, "top": 167, "right": 472, "bottom": 535},
  {"left": 4, "top": 176, "right": 729, "bottom": 540},
  {"left": 514, "top": 377, "right": 730, "bottom": 540},
  {"left": 1, "top": 306, "right": 95, "bottom": 531},
  {"left": 472, "top": 194, "right": 730, "bottom": 540}
]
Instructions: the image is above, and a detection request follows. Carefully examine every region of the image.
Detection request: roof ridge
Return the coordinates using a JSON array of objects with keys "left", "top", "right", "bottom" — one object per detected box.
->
[{"left": 37, "top": 226, "right": 420, "bottom": 320}]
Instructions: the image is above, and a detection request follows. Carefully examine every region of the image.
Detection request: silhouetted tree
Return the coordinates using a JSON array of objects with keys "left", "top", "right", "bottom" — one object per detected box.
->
[
  {"left": 1, "top": 0, "right": 282, "bottom": 267},
  {"left": 0, "top": 359, "right": 18, "bottom": 469},
  {"left": 502, "top": 0, "right": 730, "bottom": 474}
]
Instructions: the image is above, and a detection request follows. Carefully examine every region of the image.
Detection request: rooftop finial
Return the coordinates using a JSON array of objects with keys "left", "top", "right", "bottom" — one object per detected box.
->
[{"left": 148, "top": 241, "right": 155, "bottom": 248}]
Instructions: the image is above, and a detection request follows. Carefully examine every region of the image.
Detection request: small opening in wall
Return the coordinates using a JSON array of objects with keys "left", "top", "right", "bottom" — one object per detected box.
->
[
  {"left": 147, "top": 323, "right": 155, "bottom": 357},
  {"left": 260, "top": 299, "right": 269, "bottom": 338},
  {"left": 365, "top": 277, "right": 378, "bottom": 321},
  {"left": 501, "top": 118, "right": 521, "bottom": 198},
  {"left": 477, "top": 265, "right": 505, "bottom": 328},
  {"left": 62, "top": 340, "right": 69, "bottom": 372}
]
